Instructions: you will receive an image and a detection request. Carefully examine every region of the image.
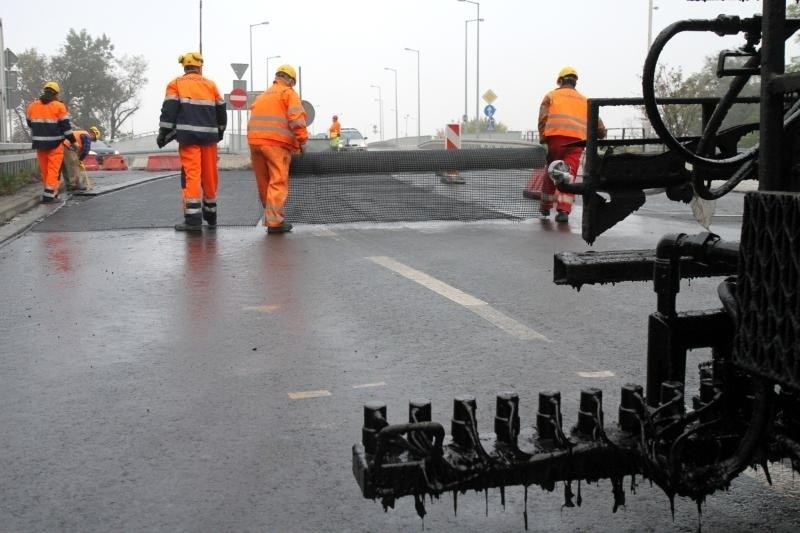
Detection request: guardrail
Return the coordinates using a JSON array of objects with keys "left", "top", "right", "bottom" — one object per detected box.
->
[{"left": 0, "top": 143, "right": 38, "bottom": 176}]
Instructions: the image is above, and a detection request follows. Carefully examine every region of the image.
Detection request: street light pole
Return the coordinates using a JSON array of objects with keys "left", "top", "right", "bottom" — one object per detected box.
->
[
  {"left": 249, "top": 21, "right": 269, "bottom": 92},
  {"left": 384, "top": 67, "right": 398, "bottom": 146},
  {"left": 265, "top": 55, "right": 281, "bottom": 86},
  {"left": 370, "top": 84, "right": 384, "bottom": 141},
  {"left": 199, "top": 1, "right": 203, "bottom": 54},
  {"left": 404, "top": 47, "right": 420, "bottom": 139},
  {"left": 459, "top": 0, "right": 480, "bottom": 127},
  {"left": 464, "top": 18, "right": 483, "bottom": 130},
  {"left": 647, "top": 0, "right": 659, "bottom": 51}
]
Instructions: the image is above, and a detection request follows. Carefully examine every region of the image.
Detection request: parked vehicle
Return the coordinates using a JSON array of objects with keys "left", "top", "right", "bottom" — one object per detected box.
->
[
  {"left": 89, "top": 140, "right": 119, "bottom": 163},
  {"left": 339, "top": 128, "right": 368, "bottom": 151}
]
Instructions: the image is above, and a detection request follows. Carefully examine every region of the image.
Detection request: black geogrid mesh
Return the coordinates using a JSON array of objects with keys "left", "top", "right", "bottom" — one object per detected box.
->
[
  {"left": 733, "top": 192, "right": 800, "bottom": 391},
  {"left": 284, "top": 147, "right": 548, "bottom": 224}
]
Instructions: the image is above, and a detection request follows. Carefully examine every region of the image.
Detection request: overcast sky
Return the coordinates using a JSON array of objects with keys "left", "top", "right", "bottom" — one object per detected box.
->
[{"left": 2, "top": 0, "right": 793, "bottom": 140}]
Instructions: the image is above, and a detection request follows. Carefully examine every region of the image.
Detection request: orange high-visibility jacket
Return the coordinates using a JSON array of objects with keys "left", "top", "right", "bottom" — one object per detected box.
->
[
  {"left": 63, "top": 129, "right": 92, "bottom": 159},
  {"left": 26, "top": 98, "right": 75, "bottom": 149},
  {"left": 329, "top": 120, "right": 341, "bottom": 138},
  {"left": 159, "top": 72, "right": 227, "bottom": 145},
  {"left": 538, "top": 87, "right": 596, "bottom": 141},
  {"left": 247, "top": 81, "right": 309, "bottom": 152}
]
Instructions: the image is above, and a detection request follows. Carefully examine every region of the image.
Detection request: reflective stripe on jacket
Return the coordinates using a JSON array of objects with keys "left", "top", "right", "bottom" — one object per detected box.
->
[
  {"left": 539, "top": 87, "right": 588, "bottom": 141},
  {"left": 159, "top": 72, "right": 227, "bottom": 145},
  {"left": 247, "top": 81, "right": 309, "bottom": 151},
  {"left": 26, "top": 99, "right": 74, "bottom": 149}
]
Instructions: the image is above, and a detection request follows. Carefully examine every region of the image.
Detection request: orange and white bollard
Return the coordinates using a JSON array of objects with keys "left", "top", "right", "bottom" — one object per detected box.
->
[{"left": 439, "top": 123, "right": 465, "bottom": 184}]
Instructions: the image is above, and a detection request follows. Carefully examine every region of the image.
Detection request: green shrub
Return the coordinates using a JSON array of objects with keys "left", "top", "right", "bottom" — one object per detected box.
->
[{"left": 0, "top": 170, "right": 39, "bottom": 196}]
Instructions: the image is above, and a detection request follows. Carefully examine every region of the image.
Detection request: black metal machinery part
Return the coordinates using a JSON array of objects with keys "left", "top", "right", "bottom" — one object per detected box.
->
[
  {"left": 352, "top": 2, "right": 800, "bottom": 524},
  {"left": 642, "top": 13, "right": 800, "bottom": 200}
]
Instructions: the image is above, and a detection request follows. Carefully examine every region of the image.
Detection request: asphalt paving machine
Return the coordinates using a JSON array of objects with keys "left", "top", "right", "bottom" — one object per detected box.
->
[{"left": 352, "top": 0, "right": 800, "bottom": 525}]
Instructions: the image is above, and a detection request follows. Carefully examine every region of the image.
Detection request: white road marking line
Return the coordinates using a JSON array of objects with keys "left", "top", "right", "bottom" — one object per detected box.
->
[
  {"left": 577, "top": 371, "right": 616, "bottom": 378},
  {"left": 368, "top": 256, "right": 550, "bottom": 342},
  {"left": 353, "top": 382, "right": 386, "bottom": 389},
  {"left": 288, "top": 390, "right": 332, "bottom": 400}
]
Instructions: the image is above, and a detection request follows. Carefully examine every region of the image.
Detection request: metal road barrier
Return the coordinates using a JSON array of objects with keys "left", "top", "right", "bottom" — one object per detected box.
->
[{"left": 0, "top": 144, "right": 38, "bottom": 177}]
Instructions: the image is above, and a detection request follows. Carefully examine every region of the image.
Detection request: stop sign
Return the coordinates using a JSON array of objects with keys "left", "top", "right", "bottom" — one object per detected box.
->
[{"left": 230, "top": 87, "right": 248, "bottom": 109}]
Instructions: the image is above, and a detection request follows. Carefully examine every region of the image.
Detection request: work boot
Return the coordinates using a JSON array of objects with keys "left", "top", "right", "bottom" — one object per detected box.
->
[
  {"left": 540, "top": 208, "right": 550, "bottom": 217},
  {"left": 267, "top": 222, "right": 293, "bottom": 234},
  {"left": 175, "top": 213, "right": 202, "bottom": 232},
  {"left": 202, "top": 202, "right": 217, "bottom": 228},
  {"left": 555, "top": 211, "right": 569, "bottom": 223},
  {"left": 174, "top": 222, "right": 203, "bottom": 232}
]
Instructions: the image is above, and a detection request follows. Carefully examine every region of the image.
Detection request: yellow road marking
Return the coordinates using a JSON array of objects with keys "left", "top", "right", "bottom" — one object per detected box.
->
[
  {"left": 242, "top": 305, "right": 281, "bottom": 313},
  {"left": 288, "top": 390, "right": 332, "bottom": 400}
]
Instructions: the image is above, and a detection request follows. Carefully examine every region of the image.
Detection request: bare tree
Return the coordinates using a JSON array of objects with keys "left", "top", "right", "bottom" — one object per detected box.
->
[{"left": 13, "top": 29, "right": 147, "bottom": 142}]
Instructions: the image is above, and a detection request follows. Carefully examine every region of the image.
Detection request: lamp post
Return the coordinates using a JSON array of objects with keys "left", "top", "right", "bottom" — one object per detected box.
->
[
  {"left": 265, "top": 55, "right": 281, "bottom": 85},
  {"left": 458, "top": 0, "right": 480, "bottom": 127},
  {"left": 647, "top": 0, "right": 659, "bottom": 51},
  {"left": 370, "top": 84, "right": 384, "bottom": 141},
  {"left": 199, "top": 1, "right": 203, "bottom": 53},
  {"left": 405, "top": 114, "right": 416, "bottom": 137},
  {"left": 249, "top": 20, "right": 269, "bottom": 91},
  {"left": 403, "top": 47, "right": 420, "bottom": 139},
  {"left": 384, "top": 67, "right": 398, "bottom": 146},
  {"left": 464, "top": 18, "right": 483, "bottom": 129}
]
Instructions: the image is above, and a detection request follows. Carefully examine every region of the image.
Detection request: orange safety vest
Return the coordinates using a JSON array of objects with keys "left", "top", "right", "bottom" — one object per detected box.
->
[
  {"left": 64, "top": 129, "right": 88, "bottom": 149},
  {"left": 541, "top": 87, "right": 588, "bottom": 141},
  {"left": 247, "top": 81, "right": 309, "bottom": 151},
  {"left": 329, "top": 121, "right": 341, "bottom": 138},
  {"left": 26, "top": 98, "right": 74, "bottom": 150}
]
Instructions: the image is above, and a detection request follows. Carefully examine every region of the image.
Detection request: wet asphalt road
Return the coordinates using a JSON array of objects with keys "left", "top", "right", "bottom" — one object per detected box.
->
[{"left": 0, "top": 172, "right": 798, "bottom": 532}]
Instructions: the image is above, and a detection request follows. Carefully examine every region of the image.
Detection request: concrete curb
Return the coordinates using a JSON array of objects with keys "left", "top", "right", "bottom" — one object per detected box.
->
[{"left": 0, "top": 184, "right": 41, "bottom": 225}]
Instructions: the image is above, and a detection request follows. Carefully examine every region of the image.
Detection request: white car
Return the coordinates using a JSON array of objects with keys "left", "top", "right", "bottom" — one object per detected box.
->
[{"left": 339, "top": 128, "right": 368, "bottom": 151}]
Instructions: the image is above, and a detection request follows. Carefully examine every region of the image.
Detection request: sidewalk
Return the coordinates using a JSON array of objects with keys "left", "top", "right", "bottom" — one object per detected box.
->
[{"left": 0, "top": 170, "right": 177, "bottom": 246}]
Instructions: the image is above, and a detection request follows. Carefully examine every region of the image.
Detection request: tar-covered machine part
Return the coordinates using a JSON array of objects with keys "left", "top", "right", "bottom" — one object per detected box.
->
[{"left": 351, "top": 2, "right": 800, "bottom": 528}]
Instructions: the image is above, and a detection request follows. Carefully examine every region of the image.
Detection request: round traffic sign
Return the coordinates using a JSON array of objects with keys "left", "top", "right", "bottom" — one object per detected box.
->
[
  {"left": 302, "top": 100, "right": 316, "bottom": 126},
  {"left": 230, "top": 87, "right": 248, "bottom": 109},
  {"left": 484, "top": 104, "right": 496, "bottom": 117}
]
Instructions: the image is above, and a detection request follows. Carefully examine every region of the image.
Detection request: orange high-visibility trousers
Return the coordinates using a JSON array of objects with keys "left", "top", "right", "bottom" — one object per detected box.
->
[
  {"left": 250, "top": 144, "right": 291, "bottom": 228},
  {"left": 178, "top": 143, "right": 219, "bottom": 223},
  {"left": 541, "top": 135, "right": 584, "bottom": 214},
  {"left": 36, "top": 145, "right": 64, "bottom": 197}
]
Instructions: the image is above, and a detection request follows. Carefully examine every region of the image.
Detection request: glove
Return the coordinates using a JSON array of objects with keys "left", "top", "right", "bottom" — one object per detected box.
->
[
  {"left": 156, "top": 132, "right": 167, "bottom": 148},
  {"left": 299, "top": 144, "right": 307, "bottom": 156},
  {"left": 218, "top": 129, "right": 225, "bottom": 142}
]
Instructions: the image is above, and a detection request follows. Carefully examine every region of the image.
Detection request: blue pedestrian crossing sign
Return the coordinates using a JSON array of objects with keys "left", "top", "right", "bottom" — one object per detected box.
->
[{"left": 484, "top": 104, "right": 496, "bottom": 117}]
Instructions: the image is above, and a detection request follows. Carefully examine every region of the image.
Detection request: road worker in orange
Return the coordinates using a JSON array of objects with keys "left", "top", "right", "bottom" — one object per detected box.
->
[
  {"left": 329, "top": 114, "right": 341, "bottom": 150},
  {"left": 247, "top": 64, "right": 308, "bottom": 234},
  {"left": 536, "top": 66, "right": 606, "bottom": 224},
  {"left": 62, "top": 126, "right": 100, "bottom": 191},
  {"left": 26, "top": 81, "right": 77, "bottom": 203},
  {"left": 158, "top": 51, "right": 227, "bottom": 231}
]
